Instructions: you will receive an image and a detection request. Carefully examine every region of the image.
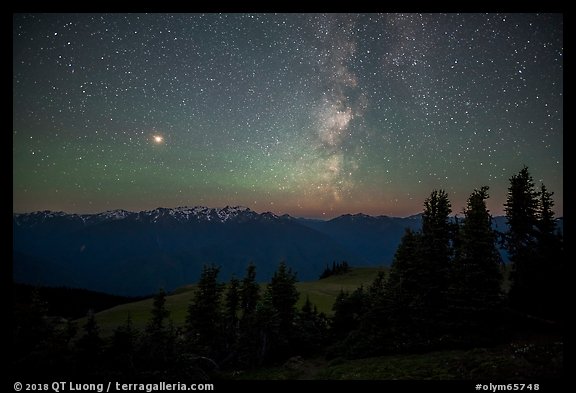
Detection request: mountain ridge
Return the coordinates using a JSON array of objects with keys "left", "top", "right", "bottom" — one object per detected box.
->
[
  {"left": 13, "top": 205, "right": 428, "bottom": 225},
  {"left": 12, "top": 206, "right": 562, "bottom": 296}
]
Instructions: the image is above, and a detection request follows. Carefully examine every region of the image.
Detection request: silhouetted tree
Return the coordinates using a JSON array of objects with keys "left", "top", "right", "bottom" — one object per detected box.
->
[
  {"left": 367, "top": 270, "right": 387, "bottom": 304},
  {"left": 77, "top": 309, "right": 102, "bottom": 354},
  {"left": 223, "top": 276, "right": 240, "bottom": 353},
  {"left": 533, "top": 183, "right": 563, "bottom": 320},
  {"left": 359, "top": 191, "right": 453, "bottom": 351},
  {"left": 504, "top": 167, "right": 538, "bottom": 305},
  {"left": 231, "top": 263, "right": 262, "bottom": 368},
  {"left": 319, "top": 261, "right": 351, "bottom": 279},
  {"left": 449, "top": 186, "right": 503, "bottom": 340},
  {"left": 240, "top": 262, "right": 260, "bottom": 317},
  {"left": 331, "top": 287, "right": 368, "bottom": 340},
  {"left": 146, "top": 288, "right": 170, "bottom": 335},
  {"left": 262, "top": 261, "right": 299, "bottom": 360},
  {"left": 112, "top": 314, "right": 138, "bottom": 354},
  {"left": 320, "top": 264, "right": 332, "bottom": 279},
  {"left": 376, "top": 229, "right": 424, "bottom": 351},
  {"left": 186, "top": 264, "right": 225, "bottom": 358},
  {"left": 293, "top": 296, "right": 329, "bottom": 356},
  {"left": 385, "top": 229, "right": 421, "bottom": 310},
  {"left": 415, "top": 189, "right": 453, "bottom": 334},
  {"left": 253, "top": 290, "right": 280, "bottom": 365},
  {"left": 267, "top": 261, "right": 299, "bottom": 334},
  {"left": 12, "top": 288, "right": 70, "bottom": 376},
  {"left": 536, "top": 184, "right": 556, "bottom": 237},
  {"left": 75, "top": 309, "right": 103, "bottom": 374},
  {"left": 505, "top": 167, "right": 541, "bottom": 315},
  {"left": 108, "top": 314, "right": 139, "bottom": 375},
  {"left": 13, "top": 287, "right": 53, "bottom": 355},
  {"left": 138, "top": 288, "right": 176, "bottom": 372}
]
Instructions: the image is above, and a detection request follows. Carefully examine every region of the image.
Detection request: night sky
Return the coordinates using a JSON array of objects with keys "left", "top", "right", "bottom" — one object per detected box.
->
[{"left": 13, "top": 13, "right": 563, "bottom": 218}]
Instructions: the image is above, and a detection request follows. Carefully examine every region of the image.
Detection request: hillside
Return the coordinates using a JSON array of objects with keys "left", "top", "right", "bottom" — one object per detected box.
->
[
  {"left": 86, "top": 267, "right": 384, "bottom": 337},
  {"left": 16, "top": 206, "right": 557, "bottom": 296},
  {"left": 16, "top": 206, "right": 553, "bottom": 297},
  {"left": 230, "top": 338, "right": 562, "bottom": 380},
  {"left": 13, "top": 207, "right": 391, "bottom": 295}
]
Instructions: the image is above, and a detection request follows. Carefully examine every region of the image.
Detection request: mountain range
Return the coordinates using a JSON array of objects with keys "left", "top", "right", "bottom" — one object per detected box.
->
[{"left": 12, "top": 206, "right": 562, "bottom": 296}]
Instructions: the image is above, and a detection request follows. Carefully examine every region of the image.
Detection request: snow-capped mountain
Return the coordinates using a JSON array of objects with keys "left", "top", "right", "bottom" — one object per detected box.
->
[
  {"left": 13, "top": 205, "right": 274, "bottom": 227},
  {"left": 13, "top": 206, "right": 352, "bottom": 295},
  {"left": 14, "top": 206, "right": 559, "bottom": 296}
]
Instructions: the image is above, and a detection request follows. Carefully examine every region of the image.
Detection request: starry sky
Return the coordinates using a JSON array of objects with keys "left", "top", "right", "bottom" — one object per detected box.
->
[{"left": 13, "top": 13, "right": 563, "bottom": 219}]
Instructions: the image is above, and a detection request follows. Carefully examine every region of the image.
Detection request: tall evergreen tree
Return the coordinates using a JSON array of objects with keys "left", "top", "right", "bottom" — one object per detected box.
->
[
  {"left": 14, "top": 288, "right": 54, "bottom": 355},
  {"left": 367, "top": 270, "right": 387, "bottom": 304},
  {"left": 386, "top": 228, "right": 421, "bottom": 311},
  {"left": 294, "top": 296, "right": 329, "bottom": 356},
  {"left": 331, "top": 287, "right": 368, "bottom": 340},
  {"left": 266, "top": 261, "right": 299, "bottom": 334},
  {"left": 140, "top": 288, "right": 174, "bottom": 370},
  {"left": 225, "top": 276, "right": 240, "bottom": 327},
  {"left": 421, "top": 189, "right": 453, "bottom": 273},
  {"left": 533, "top": 183, "right": 563, "bottom": 320},
  {"left": 231, "top": 263, "right": 262, "bottom": 368},
  {"left": 416, "top": 189, "right": 453, "bottom": 330},
  {"left": 505, "top": 166, "right": 538, "bottom": 258},
  {"left": 258, "top": 261, "right": 299, "bottom": 360},
  {"left": 252, "top": 290, "right": 279, "bottom": 365},
  {"left": 223, "top": 276, "right": 240, "bottom": 352},
  {"left": 146, "top": 288, "right": 170, "bottom": 335},
  {"left": 373, "top": 190, "right": 453, "bottom": 349},
  {"left": 504, "top": 167, "right": 540, "bottom": 314},
  {"left": 536, "top": 184, "right": 556, "bottom": 237},
  {"left": 379, "top": 228, "right": 425, "bottom": 349},
  {"left": 77, "top": 309, "right": 102, "bottom": 356},
  {"left": 109, "top": 315, "right": 139, "bottom": 375},
  {"left": 240, "top": 262, "right": 260, "bottom": 317},
  {"left": 111, "top": 314, "right": 138, "bottom": 355},
  {"left": 75, "top": 309, "right": 103, "bottom": 374},
  {"left": 186, "top": 264, "right": 225, "bottom": 358},
  {"left": 450, "top": 187, "right": 503, "bottom": 338}
]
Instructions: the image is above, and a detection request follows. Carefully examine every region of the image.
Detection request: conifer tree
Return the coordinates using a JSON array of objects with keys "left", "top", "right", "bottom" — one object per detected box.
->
[
  {"left": 109, "top": 314, "right": 139, "bottom": 374},
  {"left": 75, "top": 309, "right": 103, "bottom": 374},
  {"left": 112, "top": 314, "right": 138, "bottom": 355},
  {"left": 266, "top": 261, "right": 299, "bottom": 334},
  {"left": 331, "top": 286, "right": 368, "bottom": 339},
  {"left": 420, "top": 189, "right": 453, "bottom": 294},
  {"left": 533, "top": 183, "right": 563, "bottom": 320},
  {"left": 505, "top": 167, "right": 540, "bottom": 314},
  {"left": 223, "top": 276, "right": 240, "bottom": 351},
  {"left": 450, "top": 187, "right": 503, "bottom": 336},
  {"left": 77, "top": 309, "right": 102, "bottom": 356},
  {"left": 240, "top": 262, "right": 260, "bottom": 317},
  {"left": 255, "top": 261, "right": 299, "bottom": 360},
  {"left": 294, "top": 296, "right": 329, "bottom": 356},
  {"left": 186, "top": 264, "right": 224, "bottom": 357},
  {"left": 139, "top": 288, "right": 173, "bottom": 370},
  {"left": 386, "top": 228, "right": 421, "bottom": 310},
  {"left": 146, "top": 288, "right": 170, "bottom": 336},
  {"left": 232, "top": 263, "right": 262, "bottom": 367}
]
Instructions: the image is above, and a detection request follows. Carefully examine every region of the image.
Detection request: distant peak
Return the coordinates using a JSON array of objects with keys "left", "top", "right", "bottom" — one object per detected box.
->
[
  {"left": 331, "top": 213, "right": 375, "bottom": 221},
  {"left": 405, "top": 213, "right": 424, "bottom": 220}
]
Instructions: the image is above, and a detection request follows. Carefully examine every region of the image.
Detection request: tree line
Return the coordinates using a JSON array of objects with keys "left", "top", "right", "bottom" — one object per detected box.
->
[
  {"left": 319, "top": 261, "right": 351, "bottom": 279},
  {"left": 12, "top": 166, "right": 563, "bottom": 378}
]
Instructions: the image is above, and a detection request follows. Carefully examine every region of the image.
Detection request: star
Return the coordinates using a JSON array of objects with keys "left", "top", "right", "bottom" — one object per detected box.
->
[{"left": 12, "top": 13, "right": 562, "bottom": 218}]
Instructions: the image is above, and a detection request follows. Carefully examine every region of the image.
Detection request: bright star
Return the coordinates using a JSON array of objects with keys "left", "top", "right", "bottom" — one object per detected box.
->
[{"left": 153, "top": 135, "right": 164, "bottom": 144}]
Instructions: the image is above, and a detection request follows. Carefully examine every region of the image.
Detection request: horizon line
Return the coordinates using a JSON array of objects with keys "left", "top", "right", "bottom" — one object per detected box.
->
[{"left": 11, "top": 205, "right": 550, "bottom": 221}]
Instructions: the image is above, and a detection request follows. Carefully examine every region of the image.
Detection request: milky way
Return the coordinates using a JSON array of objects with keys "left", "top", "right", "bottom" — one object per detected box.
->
[{"left": 13, "top": 13, "right": 563, "bottom": 218}]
